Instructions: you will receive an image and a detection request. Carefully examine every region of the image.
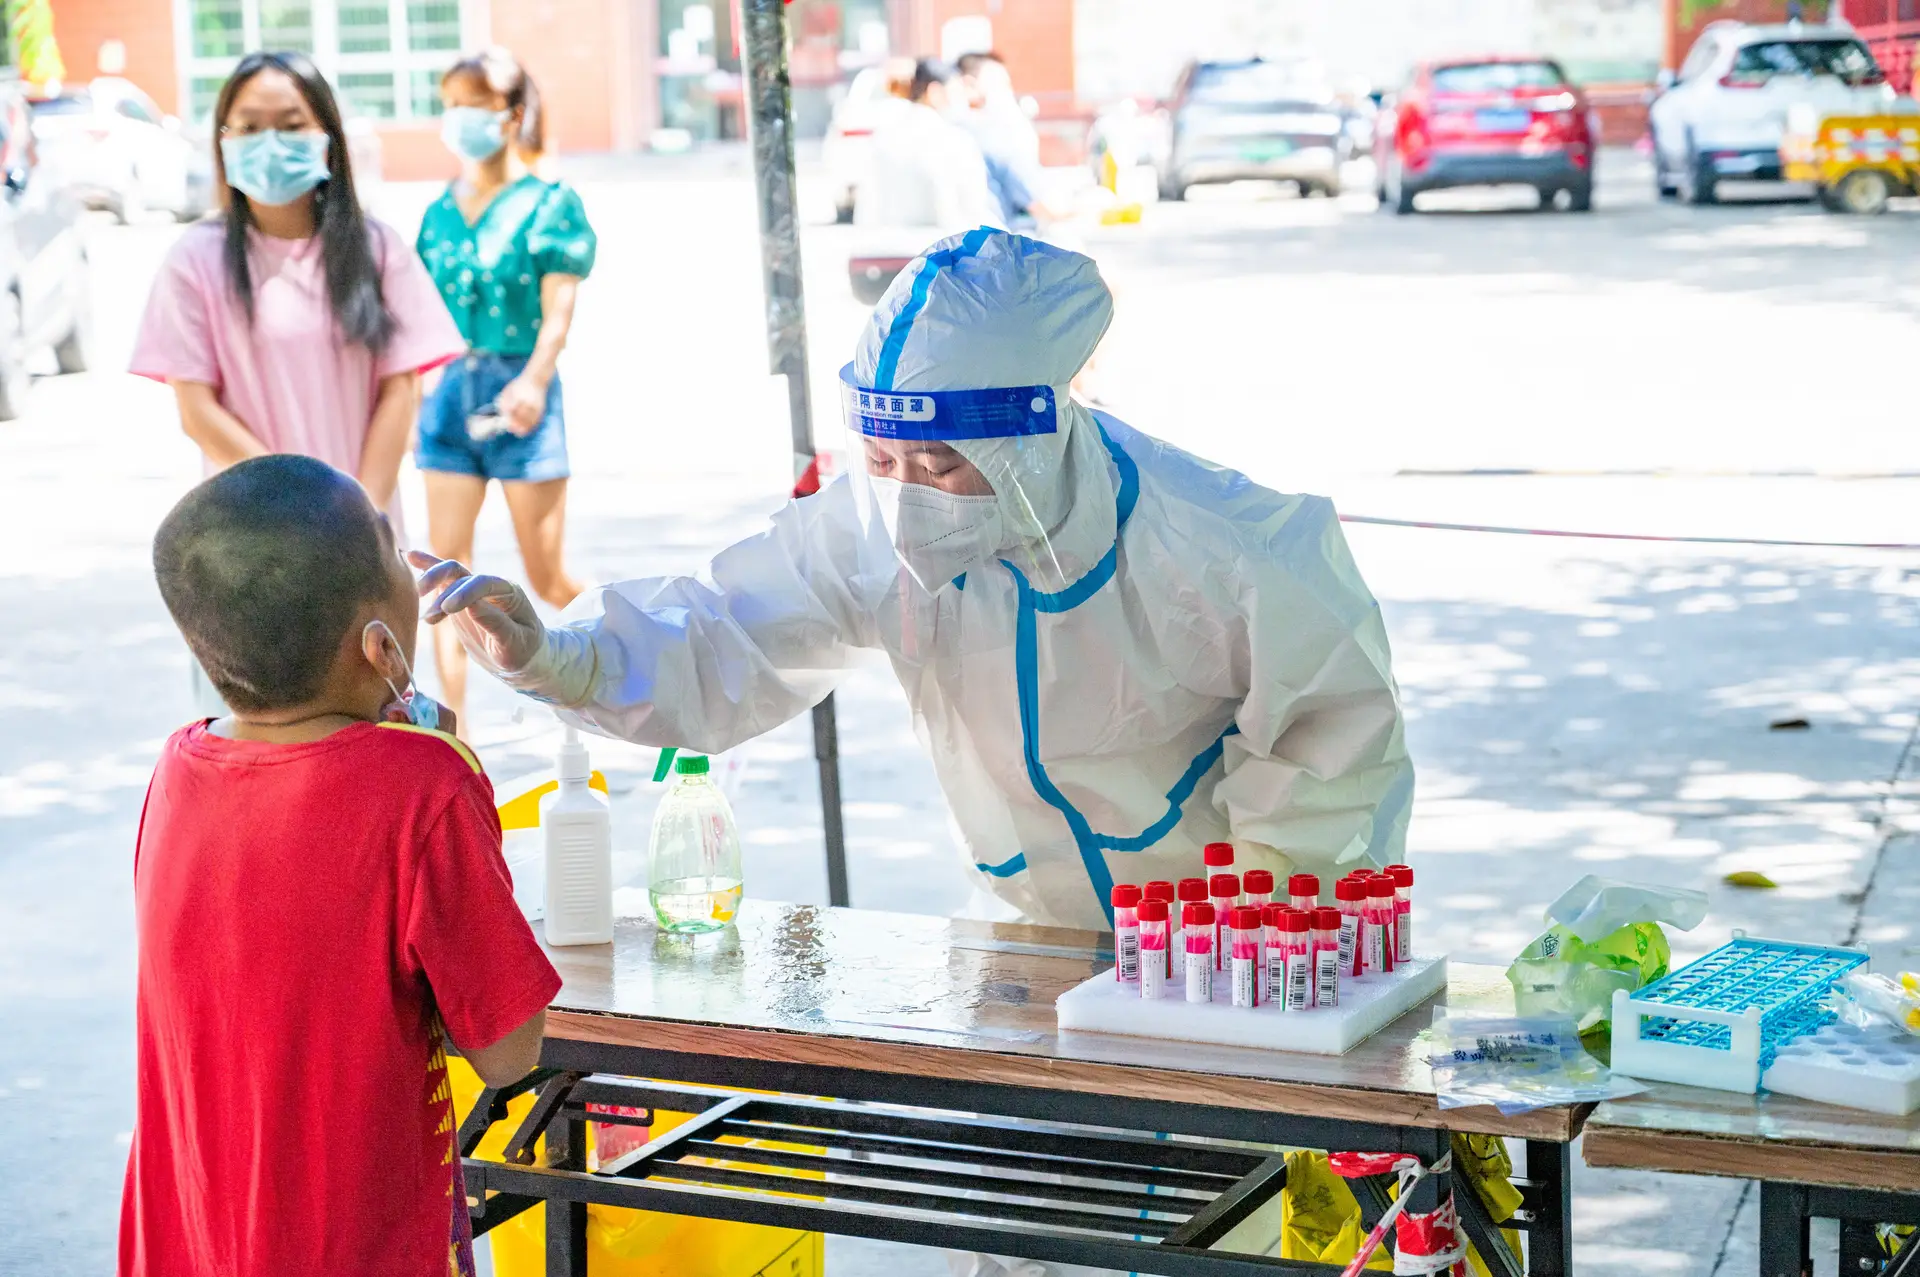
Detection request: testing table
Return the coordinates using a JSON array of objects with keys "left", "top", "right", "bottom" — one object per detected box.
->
[
  {"left": 1583, "top": 1083, "right": 1920, "bottom": 1277},
  {"left": 458, "top": 902, "right": 1589, "bottom": 1276}
]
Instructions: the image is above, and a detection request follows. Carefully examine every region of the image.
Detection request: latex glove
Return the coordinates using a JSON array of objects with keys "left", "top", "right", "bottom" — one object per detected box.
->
[
  {"left": 496, "top": 374, "right": 548, "bottom": 436},
  {"left": 409, "top": 551, "right": 597, "bottom": 705}
]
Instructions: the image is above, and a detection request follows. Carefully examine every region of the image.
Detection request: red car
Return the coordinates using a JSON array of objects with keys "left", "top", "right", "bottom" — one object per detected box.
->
[{"left": 1375, "top": 57, "right": 1595, "bottom": 213}]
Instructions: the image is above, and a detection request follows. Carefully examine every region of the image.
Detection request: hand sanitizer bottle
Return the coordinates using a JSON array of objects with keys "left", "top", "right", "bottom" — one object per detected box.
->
[{"left": 542, "top": 724, "right": 613, "bottom": 945}]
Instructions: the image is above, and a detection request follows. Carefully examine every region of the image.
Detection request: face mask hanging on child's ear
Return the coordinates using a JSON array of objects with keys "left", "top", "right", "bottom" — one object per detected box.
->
[{"left": 365, "top": 621, "right": 440, "bottom": 731}]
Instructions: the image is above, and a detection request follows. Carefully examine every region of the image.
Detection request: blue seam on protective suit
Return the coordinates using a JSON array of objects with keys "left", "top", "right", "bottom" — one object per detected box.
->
[
  {"left": 985, "top": 424, "right": 1239, "bottom": 923},
  {"left": 872, "top": 227, "right": 995, "bottom": 393},
  {"left": 974, "top": 851, "right": 1028, "bottom": 877}
]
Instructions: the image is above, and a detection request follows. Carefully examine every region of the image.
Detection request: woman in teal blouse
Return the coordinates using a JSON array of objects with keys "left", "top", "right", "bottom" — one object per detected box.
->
[{"left": 415, "top": 47, "right": 596, "bottom": 727}]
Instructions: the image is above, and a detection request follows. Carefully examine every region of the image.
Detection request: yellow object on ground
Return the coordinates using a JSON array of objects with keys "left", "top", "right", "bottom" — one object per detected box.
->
[
  {"left": 1721, "top": 871, "right": 1778, "bottom": 889},
  {"left": 449, "top": 1058, "right": 823, "bottom": 1277},
  {"left": 1279, "top": 1137, "right": 1524, "bottom": 1275},
  {"left": 495, "top": 768, "right": 609, "bottom": 831},
  {"left": 1783, "top": 114, "right": 1920, "bottom": 214}
]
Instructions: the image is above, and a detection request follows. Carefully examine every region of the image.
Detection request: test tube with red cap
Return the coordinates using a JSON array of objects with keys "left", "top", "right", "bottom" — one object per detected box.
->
[
  {"left": 1144, "top": 881, "right": 1175, "bottom": 976},
  {"left": 1281, "top": 909, "right": 1313, "bottom": 1011},
  {"left": 1111, "top": 885, "right": 1141, "bottom": 983},
  {"left": 1209, "top": 873, "right": 1239, "bottom": 969},
  {"left": 1336, "top": 876, "right": 1365, "bottom": 978},
  {"left": 1175, "top": 878, "right": 1208, "bottom": 971},
  {"left": 1312, "top": 906, "right": 1342, "bottom": 1007},
  {"left": 1229, "top": 905, "right": 1263, "bottom": 1007},
  {"left": 1288, "top": 873, "right": 1320, "bottom": 911},
  {"left": 1203, "top": 842, "right": 1235, "bottom": 871},
  {"left": 1261, "top": 903, "right": 1287, "bottom": 1005},
  {"left": 1183, "top": 902, "right": 1215, "bottom": 1003},
  {"left": 1241, "top": 868, "right": 1274, "bottom": 909},
  {"left": 1138, "top": 900, "right": 1170, "bottom": 1000},
  {"left": 1387, "top": 864, "right": 1415, "bottom": 965},
  {"left": 1365, "top": 875, "right": 1397, "bottom": 974}
]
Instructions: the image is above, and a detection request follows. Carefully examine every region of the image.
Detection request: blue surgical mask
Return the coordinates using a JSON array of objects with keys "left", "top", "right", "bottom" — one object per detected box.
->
[
  {"left": 367, "top": 620, "right": 440, "bottom": 731},
  {"left": 220, "top": 130, "right": 330, "bottom": 206},
  {"left": 441, "top": 107, "right": 510, "bottom": 162}
]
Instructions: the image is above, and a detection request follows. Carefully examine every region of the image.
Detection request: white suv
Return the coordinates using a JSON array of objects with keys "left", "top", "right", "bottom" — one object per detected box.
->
[{"left": 1650, "top": 22, "right": 1900, "bottom": 203}]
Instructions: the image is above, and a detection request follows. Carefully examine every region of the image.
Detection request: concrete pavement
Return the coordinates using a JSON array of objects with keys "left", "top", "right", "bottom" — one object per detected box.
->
[{"left": 2, "top": 148, "right": 1916, "bottom": 1274}]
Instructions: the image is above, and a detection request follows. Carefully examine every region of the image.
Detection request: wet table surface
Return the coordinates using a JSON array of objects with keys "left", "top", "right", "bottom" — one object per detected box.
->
[
  {"left": 1584, "top": 1081, "right": 1920, "bottom": 1192},
  {"left": 539, "top": 899, "right": 1591, "bottom": 1142}
]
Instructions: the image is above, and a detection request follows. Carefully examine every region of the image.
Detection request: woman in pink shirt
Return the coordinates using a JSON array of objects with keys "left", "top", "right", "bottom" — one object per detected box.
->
[{"left": 131, "top": 51, "right": 462, "bottom": 534}]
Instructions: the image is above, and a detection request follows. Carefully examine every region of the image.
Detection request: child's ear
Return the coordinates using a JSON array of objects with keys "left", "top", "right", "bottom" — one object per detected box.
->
[{"left": 361, "top": 619, "right": 402, "bottom": 684}]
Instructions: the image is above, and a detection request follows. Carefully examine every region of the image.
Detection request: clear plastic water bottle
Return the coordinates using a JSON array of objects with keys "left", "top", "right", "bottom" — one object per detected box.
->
[{"left": 647, "top": 754, "right": 743, "bottom": 933}]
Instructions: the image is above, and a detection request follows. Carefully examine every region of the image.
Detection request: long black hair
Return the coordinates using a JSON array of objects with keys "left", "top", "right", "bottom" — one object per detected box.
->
[
  {"left": 212, "top": 51, "right": 393, "bottom": 353},
  {"left": 442, "top": 47, "right": 545, "bottom": 158}
]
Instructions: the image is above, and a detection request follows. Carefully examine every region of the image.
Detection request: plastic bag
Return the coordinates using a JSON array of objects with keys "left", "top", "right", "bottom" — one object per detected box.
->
[
  {"left": 1282, "top": 1141, "right": 1521, "bottom": 1277},
  {"left": 1829, "top": 971, "right": 1920, "bottom": 1035},
  {"left": 1506, "top": 876, "right": 1707, "bottom": 1033},
  {"left": 1427, "top": 1009, "right": 1645, "bottom": 1116}
]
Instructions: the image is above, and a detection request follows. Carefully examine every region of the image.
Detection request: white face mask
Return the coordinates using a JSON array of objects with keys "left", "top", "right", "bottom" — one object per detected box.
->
[{"left": 893, "top": 483, "right": 1004, "bottom": 590}]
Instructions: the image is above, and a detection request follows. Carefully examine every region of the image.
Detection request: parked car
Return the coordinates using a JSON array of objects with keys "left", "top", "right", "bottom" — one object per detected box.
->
[
  {"left": 822, "top": 66, "right": 898, "bottom": 224},
  {"left": 1374, "top": 57, "right": 1595, "bottom": 213},
  {"left": 1649, "top": 22, "right": 1899, "bottom": 205},
  {"left": 1152, "top": 57, "right": 1347, "bottom": 200},
  {"left": 0, "top": 79, "right": 93, "bottom": 420},
  {"left": 26, "top": 77, "right": 211, "bottom": 224}
]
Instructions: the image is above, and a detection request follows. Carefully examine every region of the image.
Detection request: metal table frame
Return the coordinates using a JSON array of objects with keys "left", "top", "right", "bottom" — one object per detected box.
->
[
  {"left": 1759, "top": 1183, "right": 1920, "bottom": 1277},
  {"left": 458, "top": 1036, "right": 1575, "bottom": 1277}
]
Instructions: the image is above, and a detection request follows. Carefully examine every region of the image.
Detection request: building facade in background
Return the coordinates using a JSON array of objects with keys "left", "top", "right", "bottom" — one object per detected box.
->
[{"left": 51, "top": 0, "right": 1078, "bottom": 179}]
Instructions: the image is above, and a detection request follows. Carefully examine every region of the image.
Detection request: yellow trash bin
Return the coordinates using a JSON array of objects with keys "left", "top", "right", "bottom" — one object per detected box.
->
[{"left": 450, "top": 1059, "right": 823, "bottom": 1277}]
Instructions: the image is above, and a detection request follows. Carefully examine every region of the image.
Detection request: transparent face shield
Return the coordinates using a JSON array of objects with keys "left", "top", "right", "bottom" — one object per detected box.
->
[{"left": 839, "top": 363, "right": 1074, "bottom": 593}]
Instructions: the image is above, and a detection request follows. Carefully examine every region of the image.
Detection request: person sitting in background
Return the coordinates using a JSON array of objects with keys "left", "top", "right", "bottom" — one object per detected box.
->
[
  {"left": 121, "top": 455, "right": 557, "bottom": 1277},
  {"left": 954, "top": 50, "right": 1061, "bottom": 228},
  {"left": 856, "top": 58, "right": 1002, "bottom": 238}
]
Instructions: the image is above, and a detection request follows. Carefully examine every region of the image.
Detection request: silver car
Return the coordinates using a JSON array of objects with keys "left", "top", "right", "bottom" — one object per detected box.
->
[
  {"left": 1153, "top": 58, "right": 1347, "bottom": 200},
  {"left": 27, "top": 77, "right": 211, "bottom": 224}
]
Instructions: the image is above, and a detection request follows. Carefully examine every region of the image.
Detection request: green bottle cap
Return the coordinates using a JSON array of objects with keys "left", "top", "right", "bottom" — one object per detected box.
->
[{"left": 674, "top": 754, "right": 710, "bottom": 775}]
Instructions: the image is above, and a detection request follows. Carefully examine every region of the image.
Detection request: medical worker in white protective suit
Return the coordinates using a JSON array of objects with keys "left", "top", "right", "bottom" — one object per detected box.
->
[{"left": 415, "top": 228, "right": 1413, "bottom": 937}]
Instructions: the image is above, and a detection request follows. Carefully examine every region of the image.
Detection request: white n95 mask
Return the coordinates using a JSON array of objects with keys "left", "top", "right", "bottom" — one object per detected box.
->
[{"left": 894, "top": 484, "right": 1004, "bottom": 590}]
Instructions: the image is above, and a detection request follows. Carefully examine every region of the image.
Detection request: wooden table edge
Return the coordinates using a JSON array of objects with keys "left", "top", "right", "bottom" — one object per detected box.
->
[
  {"left": 545, "top": 1008, "right": 1590, "bottom": 1143},
  {"left": 1582, "top": 1123, "right": 1920, "bottom": 1193}
]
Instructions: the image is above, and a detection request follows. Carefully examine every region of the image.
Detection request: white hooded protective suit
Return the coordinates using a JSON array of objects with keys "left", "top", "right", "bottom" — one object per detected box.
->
[{"left": 535, "top": 229, "right": 1413, "bottom": 931}]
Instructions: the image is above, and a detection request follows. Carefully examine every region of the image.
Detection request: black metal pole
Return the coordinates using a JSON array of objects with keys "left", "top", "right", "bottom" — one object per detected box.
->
[{"left": 740, "top": 0, "right": 850, "bottom": 908}]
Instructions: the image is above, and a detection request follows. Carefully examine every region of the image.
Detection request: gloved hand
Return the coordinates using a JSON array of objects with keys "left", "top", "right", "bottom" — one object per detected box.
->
[
  {"left": 410, "top": 551, "right": 546, "bottom": 674},
  {"left": 409, "top": 551, "right": 599, "bottom": 705}
]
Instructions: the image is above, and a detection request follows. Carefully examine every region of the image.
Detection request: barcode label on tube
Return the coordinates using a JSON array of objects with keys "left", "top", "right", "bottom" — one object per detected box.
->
[
  {"left": 1316, "top": 948, "right": 1340, "bottom": 1007},
  {"left": 1233, "top": 957, "right": 1257, "bottom": 1008},
  {"left": 1395, "top": 914, "right": 1412, "bottom": 964},
  {"left": 1117, "top": 928, "right": 1140, "bottom": 981},
  {"left": 1185, "top": 950, "right": 1212, "bottom": 1003},
  {"left": 1339, "top": 916, "right": 1357, "bottom": 969},
  {"left": 1286, "top": 953, "right": 1311, "bottom": 1012}
]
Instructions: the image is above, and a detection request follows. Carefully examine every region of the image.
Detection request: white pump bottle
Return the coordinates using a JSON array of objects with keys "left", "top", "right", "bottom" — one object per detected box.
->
[{"left": 541, "top": 723, "right": 613, "bottom": 945}]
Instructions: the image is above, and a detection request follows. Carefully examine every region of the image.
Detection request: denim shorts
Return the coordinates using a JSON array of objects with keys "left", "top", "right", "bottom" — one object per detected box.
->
[{"left": 417, "top": 353, "right": 571, "bottom": 483}]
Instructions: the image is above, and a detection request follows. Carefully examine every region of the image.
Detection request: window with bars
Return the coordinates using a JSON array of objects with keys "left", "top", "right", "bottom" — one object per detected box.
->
[{"left": 178, "top": 0, "right": 467, "bottom": 123}]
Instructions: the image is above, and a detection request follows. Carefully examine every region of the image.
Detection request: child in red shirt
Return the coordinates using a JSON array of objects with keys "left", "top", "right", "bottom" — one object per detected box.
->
[{"left": 123, "top": 455, "right": 560, "bottom": 1277}]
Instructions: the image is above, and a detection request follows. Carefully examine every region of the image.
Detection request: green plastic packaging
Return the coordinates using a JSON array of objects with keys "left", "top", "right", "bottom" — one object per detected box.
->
[{"left": 1507, "top": 921, "right": 1672, "bottom": 1033}]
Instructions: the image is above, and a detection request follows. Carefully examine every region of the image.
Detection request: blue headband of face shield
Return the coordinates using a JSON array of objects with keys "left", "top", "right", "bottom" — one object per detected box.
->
[{"left": 838, "top": 364, "right": 1058, "bottom": 442}]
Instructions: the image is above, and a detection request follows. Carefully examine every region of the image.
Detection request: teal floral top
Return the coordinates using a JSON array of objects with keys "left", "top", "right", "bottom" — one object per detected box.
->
[{"left": 415, "top": 176, "right": 596, "bottom": 357}]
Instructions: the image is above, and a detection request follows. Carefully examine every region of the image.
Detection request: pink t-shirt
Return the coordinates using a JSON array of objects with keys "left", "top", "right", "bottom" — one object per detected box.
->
[{"left": 131, "top": 219, "right": 464, "bottom": 529}]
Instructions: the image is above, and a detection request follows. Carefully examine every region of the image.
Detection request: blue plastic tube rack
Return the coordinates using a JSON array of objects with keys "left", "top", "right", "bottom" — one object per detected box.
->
[{"left": 1610, "top": 935, "right": 1869, "bottom": 1094}]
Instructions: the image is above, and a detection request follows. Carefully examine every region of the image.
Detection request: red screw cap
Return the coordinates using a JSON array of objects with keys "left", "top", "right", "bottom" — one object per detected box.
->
[
  {"left": 1177, "top": 877, "right": 1208, "bottom": 903},
  {"left": 1138, "top": 899, "right": 1168, "bottom": 923},
  {"left": 1242, "top": 869, "right": 1274, "bottom": 895},
  {"left": 1144, "top": 880, "right": 1174, "bottom": 902},
  {"left": 1183, "top": 902, "right": 1215, "bottom": 927},
  {"left": 1202, "top": 842, "right": 1235, "bottom": 867},
  {"left": 1387, "top": 864, "right": 1415, "bottom": 888},
  {"left": 1209, "top": 873, "right": 1240, "bottom": 897},
  {"left": 1111, "top": 884, "right": 1142, "bottom": 908}
]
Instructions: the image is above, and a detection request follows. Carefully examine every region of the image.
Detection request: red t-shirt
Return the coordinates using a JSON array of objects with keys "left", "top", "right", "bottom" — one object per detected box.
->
[{"left": 120, "top": 721, "right": 561, "bottom": 1277}]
